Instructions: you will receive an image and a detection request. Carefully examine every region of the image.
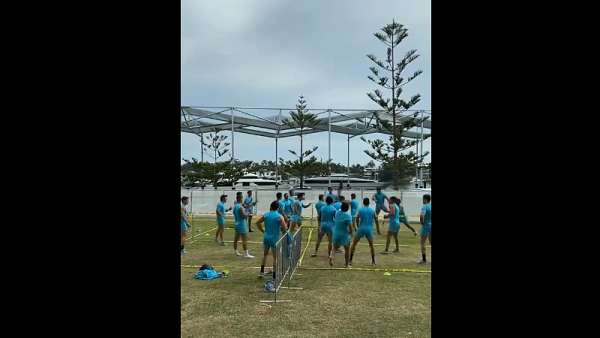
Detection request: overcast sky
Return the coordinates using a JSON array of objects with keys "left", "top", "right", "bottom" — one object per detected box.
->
[{"left": 181, "top": 0, "right": 430, "bottom": 166}]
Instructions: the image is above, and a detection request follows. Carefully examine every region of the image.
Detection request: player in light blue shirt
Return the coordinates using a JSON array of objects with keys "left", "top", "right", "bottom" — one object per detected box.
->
[
  {"left": 350, "top": 193, "right": 359, "bottom": 232},
  {"left": 330, "top": 201, "right": 353, "bottom": 268},
  {"left": 283, "top": 193, "right": 294, "bottom": 217},
  {"left": 419, "top": 194, "right": 432, "bottom": 264},
  {"left": 181, "top": 196, "right": 190, "bottom": 255},
  {"left": 290, "top": 192, "right": 311, "bottom": 231},
  {"left": 275, "top": 192, "right": 286, "bottom": 219},
  {"left": 372, "top": 187, "right": 390, "bottom": 235},
  {"left": 215, "top": 194, "right": 231, "bottom": 246},
  {"left": 255, "top": 200, "right": 288, "bottom": 279},
  {"left": 242, "top": 190, "right": 257, "bottom": 232},
  {"left": 333, "top": 195, "right": 345, "bottom": 211},
  {"left": 232, "top": 192, "right": 254, "bottom": 258},
  {"left": 349, "top": 197, "right": 377, "bottom": 266},
  {"left": 314, "top": 194, "right": 326, "bottom": 229},
  {"left": 325, "top": 186, "right": 338, "bottom": 203},
  {"left": 311, "top": 195, "right": 336, "bottom": 257},
  {"left": 381, "top": 197, "right": 417, "bottom": 254}
]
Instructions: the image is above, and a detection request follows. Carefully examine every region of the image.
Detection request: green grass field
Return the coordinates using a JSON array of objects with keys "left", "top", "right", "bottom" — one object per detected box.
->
[{"left": 181, "top": 216, "right": 431, "bottom": 338}]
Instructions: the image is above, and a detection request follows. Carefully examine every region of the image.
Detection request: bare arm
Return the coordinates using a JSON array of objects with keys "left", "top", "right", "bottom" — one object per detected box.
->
[
  {"left": 255, "top": 215, "right": 265, "bottom": 233},
  {"left": 280, "top": 215, "right": 289, "bottom": 232},
  {"left": 302, "top": 203, "right": 312, "bottom": 208}
]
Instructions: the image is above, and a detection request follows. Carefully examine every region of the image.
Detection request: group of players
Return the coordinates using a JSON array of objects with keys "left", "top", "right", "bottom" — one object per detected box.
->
[{"left": 180, "top": 187, "right": 432, "bottom": 278}]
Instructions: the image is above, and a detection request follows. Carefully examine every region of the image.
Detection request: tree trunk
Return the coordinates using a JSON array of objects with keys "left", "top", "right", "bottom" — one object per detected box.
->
[
  {"left": 299, "top": 129, "right": 304, "bottom": 188},
  {"left": 391, "top": 27, "right": 399, "bottom": 191}
]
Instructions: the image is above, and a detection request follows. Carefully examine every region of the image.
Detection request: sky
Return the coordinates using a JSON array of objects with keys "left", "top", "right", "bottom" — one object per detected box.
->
[{"left": 181, "top": 0, "right": 431, "bottom": 166}]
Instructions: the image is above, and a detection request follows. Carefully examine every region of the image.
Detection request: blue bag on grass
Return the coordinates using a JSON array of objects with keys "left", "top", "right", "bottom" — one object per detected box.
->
[{"left": 194, "top": 268, "right": 220, "bottom": 280}]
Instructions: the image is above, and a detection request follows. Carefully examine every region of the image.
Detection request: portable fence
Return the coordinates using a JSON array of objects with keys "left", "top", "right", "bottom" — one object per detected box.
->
[{"left": 262, "top": 226, "right": 303, "bottom": 304}]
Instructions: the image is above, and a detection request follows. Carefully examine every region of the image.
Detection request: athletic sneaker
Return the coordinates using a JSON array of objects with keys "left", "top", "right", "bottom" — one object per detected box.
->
[
  {"left": 235, "top": 251, "right": 243, "bottom": 256},
  {"left": 310, "top": 252, "right": 317, "bottom": 257},
  {"left": 244, "top": 253, "right": 255, "bottom": 258},
  {"left": 380, "top": 251, "right": 389, "bottom": 255},
  {"left": 418, "top": 260, "right": 427, "bottom": 265},
  {"left": 181, "top": 249, "right": 186, "bottom": 255},
  {"left": 219, "top": 241, "right": 226, "bottom": 246},
  {"left": 392, "top": 249, "right": 400, "bottom": 253}
]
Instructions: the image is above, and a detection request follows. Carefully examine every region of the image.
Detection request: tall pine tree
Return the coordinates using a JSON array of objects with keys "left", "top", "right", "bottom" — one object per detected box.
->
[{"left": 363, "top": 20, "right": 429, "bottom": 189}]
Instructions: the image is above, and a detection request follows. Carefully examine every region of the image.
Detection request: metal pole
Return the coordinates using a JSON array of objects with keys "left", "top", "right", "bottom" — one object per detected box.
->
[
  {"left": 231, "top": 108, "right": 235, "bottom": 161},
  {"left": 200, "top": 133, "right": 204, "bottom": 163},
  {"left": 415, "top": 128, "right": 419, "bottom": 188},
  {"left": 347, "top": 134, "right": 350, "bottom": 188},
  {"left": 328, "top": 110, "right": 331, "bottom": 188},
  {"left": 276, "top": 109, "right": 281, "bottom": 188},
  {"left": 420, "top": 111, "right": 424, "bottom": 188}
]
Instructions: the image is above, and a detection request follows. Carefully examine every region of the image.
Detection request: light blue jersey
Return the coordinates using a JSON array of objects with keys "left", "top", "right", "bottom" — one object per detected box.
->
[
  {"left": 350, "top": 199, "right": 359, "bottom": 217},
  {"left": 320, "top": 204, "right": 336, "bottom": 235},
  {"left": 263, "top": 211, "right": 282, "bottom": 248},
  {"left": 355, "top": 206, "right": 375, "bottom": 240},
  {"left": 290, "top": 200, "right": 303, "bottom": 222},
  {"left": 315, "top": 200, "right": 326, "bottom": 216},
  {"left": 283, "top": 198, "right": 293, "bottom": 215},
  {"left": 421, "top": 203, "right": 432, "bottom": 226},
  {"left": 374, "top": 192, "right": 387, "bottom": 207},
  {"left": 233, "top": 203, "right": 248, "bottom": 234},
  {"left": 388, "top": 204, "right": 401, "bottom": 233},
  {"left": 216, "top": 202, "right": 226, "bottom": 226},
  {"left": 420, "top": 203, "right": 432, "bottom": 236},
  {"left": 325, "top": 192, "right": 338, "bottom": 202},
  {"left": 243, "top": 196, "right": 254, "bottom": 214},
  {"left": 333, "top": 201, "right": 342, "bottom": 211},
  {"left": 333, "top": 210, "right": 352, "bottom": 246}
]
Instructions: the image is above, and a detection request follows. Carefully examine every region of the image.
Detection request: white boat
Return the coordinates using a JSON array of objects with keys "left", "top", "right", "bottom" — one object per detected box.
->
[
  {"left": 234, "top": 174, "right": 279, "bottom": 189},
  {"left": 303, "top": 173, "right": 383, "bottom": 189}
]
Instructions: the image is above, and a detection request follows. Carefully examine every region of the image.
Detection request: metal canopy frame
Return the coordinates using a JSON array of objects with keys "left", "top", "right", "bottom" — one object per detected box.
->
[{"left": 181, "top": 106, "right": 431, "bottom": 188}]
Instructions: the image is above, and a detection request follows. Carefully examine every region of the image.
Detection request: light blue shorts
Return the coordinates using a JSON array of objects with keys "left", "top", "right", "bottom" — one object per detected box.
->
[
  {"left": 263, "top": 236, "right": 277, "bottom": 249},
  {"left": 333, "top": 233, "right": 351, "bottom": 247},
  {"left": 320, "top": 223, "right": 333, "bottom": 236},
  {"left": 388, "top": 221, "right": 400, "bottom": 233},
  {"left": 235, "top": 221, "right": 248, "bottom": 235},
  {"left": 355, "top": 227, "right": 373, "bottom": 241},
  {"left": 181, "top": 221, "right": 188, "bottom": 233},
  {"left": 421, "top": 224, "right": 431, "bottom": 236}
]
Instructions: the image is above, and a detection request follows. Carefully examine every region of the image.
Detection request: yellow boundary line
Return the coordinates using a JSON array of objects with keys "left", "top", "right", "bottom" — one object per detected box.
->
[
  {"left": 298, "top": 228, "right": 314, "bottom": 266},
  {"left": 188, "top": 226, "right": 217, "bottom": 243}
]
